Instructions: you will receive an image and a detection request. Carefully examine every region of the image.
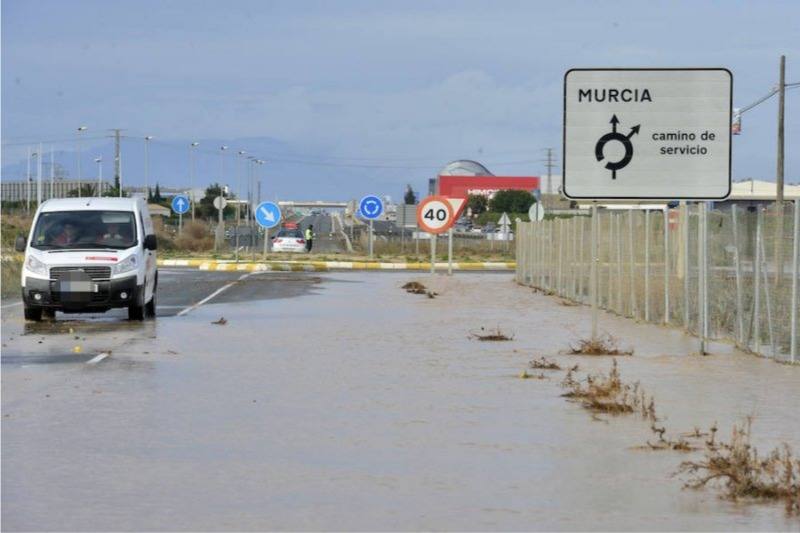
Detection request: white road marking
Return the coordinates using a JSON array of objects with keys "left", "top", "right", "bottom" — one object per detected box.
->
[
  {"left": 86, "top": 352, "right": 111, "bottom": 365},
  {"left": 1, "top": 301, "right": 23, "bottom": 309},
  {"left": 176, "top": 272, "right": 255, "bottom": 317}
]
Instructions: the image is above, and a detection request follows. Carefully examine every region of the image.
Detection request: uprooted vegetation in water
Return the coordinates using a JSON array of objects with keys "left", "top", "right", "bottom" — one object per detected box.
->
[
  {"left": 567, "top": 334, "right": 633, "bottom": 356},
  {"left": 560, "top": 359, "right": 655, "bottom": 418},
  {"left": 529, "top": 356, "right": 561, "bottom": 370},
  {"left": 677, "top": 417, "right": 800, "bottom": 513},
  {"left": 518, "top": 369, "right": 549, "bottom": 380},
  {"left": 469, "top": 326, "right": 513, "bottom": 341},
  {"left": 558, "top": 360, "right": 799, "bottom": 512}
]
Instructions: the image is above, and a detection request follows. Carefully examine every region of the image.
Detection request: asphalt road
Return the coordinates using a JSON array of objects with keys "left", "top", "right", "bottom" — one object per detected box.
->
[{"left": 297, "top": 213, "right": 345, "bottom": 254}]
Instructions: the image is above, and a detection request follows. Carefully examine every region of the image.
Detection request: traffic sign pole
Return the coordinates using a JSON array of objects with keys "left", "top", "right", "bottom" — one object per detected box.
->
[
  {"left": 263, "top": 227, "right": 269, "bottom": 260},
  {"left": 590, "top": 204, "right": 598, "bottom": 341},
  {"left": 179, "top": 212, "right": 183, "bottom": 236},
  {"left": 447, "top": 227, "right": 453, "bottom": 276},
  {"left": 430, "top": 234, "right": 437, "bottom": 274},
  {"left": 369, "top": 219, "right": 374, "bottom": 260}
]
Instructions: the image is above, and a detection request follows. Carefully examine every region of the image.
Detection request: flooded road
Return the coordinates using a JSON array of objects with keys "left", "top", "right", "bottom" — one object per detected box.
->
[{"left": 2, "top": 271, "right": 799, "bottom": 530}]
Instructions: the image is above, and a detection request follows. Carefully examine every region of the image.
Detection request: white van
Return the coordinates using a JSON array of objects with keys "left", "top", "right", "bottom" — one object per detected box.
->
[{"left": 15, "top": 197, "right": 158, "bottom": 321}]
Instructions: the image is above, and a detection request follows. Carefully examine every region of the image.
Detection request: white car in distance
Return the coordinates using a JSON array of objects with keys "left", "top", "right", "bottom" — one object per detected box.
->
[{"left": 271, "top": 228, "right": 307, "bottom": 253}]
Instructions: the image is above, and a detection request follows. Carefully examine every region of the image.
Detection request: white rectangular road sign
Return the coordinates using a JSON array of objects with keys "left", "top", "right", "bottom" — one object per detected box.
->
[{"left": 563, "top": 68, "right": 732, "bottom": 200}]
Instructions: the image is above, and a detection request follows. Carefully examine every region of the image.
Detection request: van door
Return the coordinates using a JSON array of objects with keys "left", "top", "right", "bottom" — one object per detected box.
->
[{"left": 140, "top": 204, "right": 157, "bottom": 302}]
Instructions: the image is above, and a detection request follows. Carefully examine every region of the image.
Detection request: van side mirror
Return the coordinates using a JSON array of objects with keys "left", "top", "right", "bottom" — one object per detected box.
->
[
  {"left": 143, "top": 234, "right": 158, "bottom": 250},
  {"left": 14, "top": 235, "right": 26, "bottom": 252}
]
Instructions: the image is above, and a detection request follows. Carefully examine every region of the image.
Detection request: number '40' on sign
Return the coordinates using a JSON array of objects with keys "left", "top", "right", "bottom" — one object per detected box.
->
[{"left": 416, "top": 195, "right": 455, "bottom": 234}]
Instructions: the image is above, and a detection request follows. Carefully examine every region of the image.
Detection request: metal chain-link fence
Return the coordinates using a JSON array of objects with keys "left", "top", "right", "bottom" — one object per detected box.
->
[{"left": 516, "top": 201, "right": 800, "bottom": 363}]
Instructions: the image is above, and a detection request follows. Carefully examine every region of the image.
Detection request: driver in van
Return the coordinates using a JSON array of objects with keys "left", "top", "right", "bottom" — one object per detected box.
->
[
  {"left": 52, "top": 222, "right": 79, "bottom": 246},
  {"left": 103, "top": 223, "right": 124, "bottom": 241}
]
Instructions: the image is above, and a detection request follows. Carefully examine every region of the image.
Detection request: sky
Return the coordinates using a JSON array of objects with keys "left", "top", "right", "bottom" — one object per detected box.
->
[{"left": 2, "top": 0, "right": 798, "bottom": 201}]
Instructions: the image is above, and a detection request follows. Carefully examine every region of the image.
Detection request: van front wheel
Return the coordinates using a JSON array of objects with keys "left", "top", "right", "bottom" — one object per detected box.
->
[
  {"left": 24, "top": 305, "right": 42, "bottom": 322},
  {"left": 128, "top": 287, "right": 146, "bottom": 320}
]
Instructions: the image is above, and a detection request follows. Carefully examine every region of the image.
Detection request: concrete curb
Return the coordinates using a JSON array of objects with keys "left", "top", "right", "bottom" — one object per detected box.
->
[{"left": 158, "top": 259, "right": 516, "bottom": 272}]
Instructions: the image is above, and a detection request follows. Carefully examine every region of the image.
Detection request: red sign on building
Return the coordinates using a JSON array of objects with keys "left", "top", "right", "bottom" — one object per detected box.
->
[{"left": 437, "top": 175, "right": 540, "bottom": 199}]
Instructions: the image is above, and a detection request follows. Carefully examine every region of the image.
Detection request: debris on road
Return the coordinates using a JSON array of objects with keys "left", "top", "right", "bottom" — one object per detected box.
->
[
  {"left": 211, "top": 317, "right": 228, "bottom": 326},
  {"left": 469, "top": 326, "right": 513, "bottom": 341},
  {"left": 402, "top": 281, "right": 427, "bottom": 294}
]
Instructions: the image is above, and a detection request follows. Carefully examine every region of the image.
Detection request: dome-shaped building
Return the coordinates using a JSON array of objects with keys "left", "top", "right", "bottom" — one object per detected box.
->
[{"left": 438, "top": 160, "right": 494, "bottom": 177}]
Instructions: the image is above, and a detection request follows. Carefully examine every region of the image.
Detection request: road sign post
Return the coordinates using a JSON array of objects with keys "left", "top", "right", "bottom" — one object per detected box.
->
[
  {"left": 358, "top": 195, "right": 383, "bottom": 260},
  {"left": 563, "top": 68, "right": 732, "bottom": 201},
  {"left": 369, "top": 219, "right": 374, "bottom": 259},
  {"left": 447, "top": 227, "right": 453, "bottom": 276},
  {"left": 417, "top": 195, "right": 457, "bottom": 274},
  {"left": 213, "top": 195, "right": 227, "bottom": 251},
  {"left": 254, "top": 201, "right": 282, "bottom": 260},
  {"left": 171, "top": 194, "right": 190, "bottom": 236}
]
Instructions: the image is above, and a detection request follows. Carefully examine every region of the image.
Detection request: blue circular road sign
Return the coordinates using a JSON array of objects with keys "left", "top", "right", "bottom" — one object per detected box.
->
[
  {"left": 359, "top": 195, "right": 384, "bottom": 220},
  {"left": 255, "top": 201, "right": 282, "bottom": 229},
  {"left": 171, "top": 194, "right": 190, "bottom": 215}
]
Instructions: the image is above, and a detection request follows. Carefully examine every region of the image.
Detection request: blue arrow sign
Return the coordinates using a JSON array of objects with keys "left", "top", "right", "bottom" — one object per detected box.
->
[
  {"left": 359, "top": 195, "right": 384, "bottom": 220},
  {"left": 171, "top": 194, "right": 190, "bottom": 215},
  {"left": 255, "top": 201, "right": 282, "bottom": 229}
]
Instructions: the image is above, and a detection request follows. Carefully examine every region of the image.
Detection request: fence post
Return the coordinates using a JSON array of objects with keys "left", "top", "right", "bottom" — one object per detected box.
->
[
  {"left": 644, "top": 210, "right": 651, "bottom": 322},
  {"left": 591, "top": 204, "right": 599, "bottom": 340},
  {"left": 790, "top": 199, "right": 798, "bottom": 363},
  {"left": 663, "top": 208, "right": 670, "bottom": 324},
  {"left": 731, "top": 205, "right": 745, "bottom": 346},
  {"left": 628, "top": 209, "right": 636, "bottom": 318},
  {"left": 569, "top": 217, "right": 578, "bottom": 300},
  {"left": 682, "top": 202, "right": 690, "bottom": 330},
  {"left": 754, "top": 208, "right": 762, "bottom": 354},
  {"left": 557, "top": 219, "right": 564, "bottom": 295},
  {"left": 759, "top": 225, "right": 777, "bottom": 358}
]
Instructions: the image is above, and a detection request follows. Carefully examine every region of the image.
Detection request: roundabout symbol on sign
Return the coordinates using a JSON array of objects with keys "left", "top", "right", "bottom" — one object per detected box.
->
[
  {"left": 594, "top": 114, "right": 640, "bottom": 180},
  {"left": 359, "top": 195, "right": 383, "bottom": 220},
  {"left": 417, "top": 195, "right": 455, "bottom": 234}
]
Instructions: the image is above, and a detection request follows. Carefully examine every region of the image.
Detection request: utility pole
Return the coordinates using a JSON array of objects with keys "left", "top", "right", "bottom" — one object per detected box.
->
[
  {"left": 775, "top": 55, "right": 787, "bottom": 285},
  {"left": 111, "top": 129, "right": 123, "bottom": 196},
  {"left": 544, "top": 148, "right": 556, "bottom": 196},
  {"left": 777, "top": 55, "right": 786, "bottom": 205}
]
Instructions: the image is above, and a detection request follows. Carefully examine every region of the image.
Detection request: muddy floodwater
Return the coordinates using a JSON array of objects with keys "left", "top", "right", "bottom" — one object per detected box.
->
[{"left": 2, "top": 271, "right": 799, "bottom": 531}]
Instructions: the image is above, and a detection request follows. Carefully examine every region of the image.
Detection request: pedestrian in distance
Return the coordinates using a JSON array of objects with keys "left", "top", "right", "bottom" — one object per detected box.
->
[{"left": 305, "top": 225, "right": 314, "bottom": 252}]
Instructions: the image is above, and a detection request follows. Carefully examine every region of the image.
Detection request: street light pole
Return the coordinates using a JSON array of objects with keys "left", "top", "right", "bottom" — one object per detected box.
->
[
  {"left": 95, "top": 157, "right": 103, "bottom": 197},
  {"left": 235, "top": 150, "right": 246, "bottom": 262},
  {"left": 76, "top": 126, "right": 87, "bottom": 197},
  {"left": 50, "top": 146, "right": 55, "bottom": 200},
  {"left": 190, "top": 142, "right": 199, "bottom": 221},
  {"left": 26, "top": 147, "right": 31, "bottom": 213},
  {"left": 36, "top": 144, "right": 42, "bottom": 205},
  {"left": 216, "top": 145, "right": 228, "bottom": 252},
  {"left": 144, "top": 136, "right": 153, "bottom": 197}
]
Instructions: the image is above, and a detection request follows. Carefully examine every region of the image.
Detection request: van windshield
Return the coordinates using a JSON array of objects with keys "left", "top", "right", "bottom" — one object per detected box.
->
[{"left": 31, "top": 210, "right": 138, "bottom": 250}]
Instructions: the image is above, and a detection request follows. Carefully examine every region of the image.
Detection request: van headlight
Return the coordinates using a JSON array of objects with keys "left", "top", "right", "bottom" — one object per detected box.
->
[
  {"left": 25, "top": 255, "right": 47, "bottom": 276},
  {"left": 112, "top": 255, "right": 137, "bottom": 275}
]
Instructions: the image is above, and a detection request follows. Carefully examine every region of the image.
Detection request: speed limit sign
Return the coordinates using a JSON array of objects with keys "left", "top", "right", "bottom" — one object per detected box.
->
[{"left": 417, "top": 195, "right": 455, "bottom": 234}]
